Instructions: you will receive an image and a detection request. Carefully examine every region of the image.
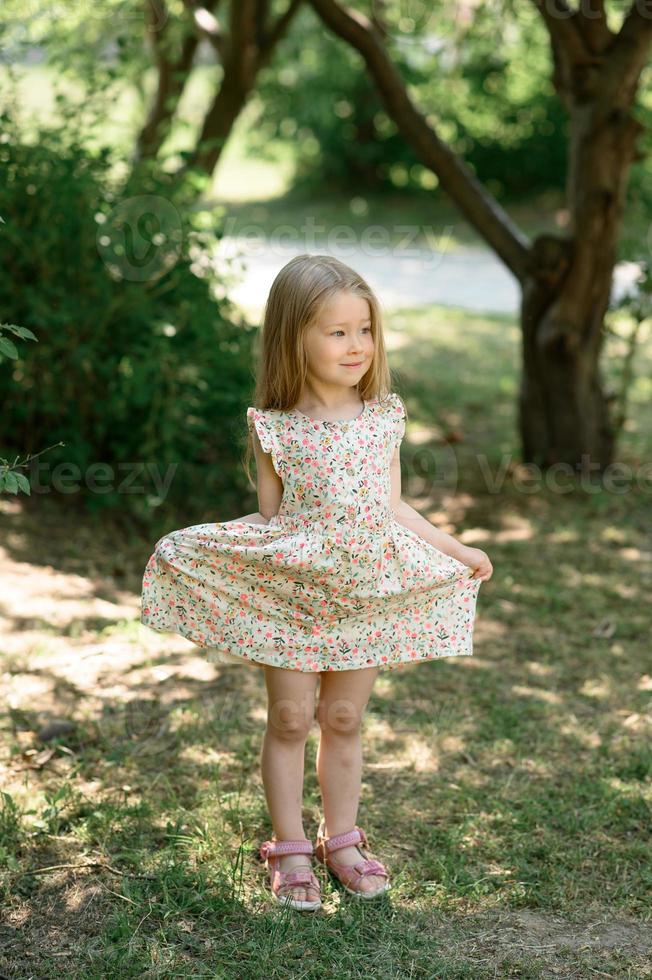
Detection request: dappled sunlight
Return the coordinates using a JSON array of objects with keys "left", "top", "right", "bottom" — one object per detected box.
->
[
  {"left": 547, "top": 528, "right": 582, "bottom": 544},
  {"left": 513, "top": 757, "right": 552, "bottom": 778},
  {"left": 492, "top": 525, "right": 534, "bottom": 543},
  {"left": 402, "top": 732, "right": 440, "bottom": 773},
  {"left": 619, "top": 711, "right": 652, "bottom": 733},
  {"left": 468, "top": 617, "right": 509, "bottom": 642},
  {"left": 618, "top": 546, "right": 650, "bottom": 562},
  {"left": 509, "top": 684, "right": 563, "bottom": 705},
  {"left": 407, "top": 422, "right": 447, "bottom": 444},
  {"left": 364, "top": 714, "right": 399, "bottom": 745},
  {"left": 127, "top": 654, "right": 217, "bottom": 693},
  {"left": 179, "top": 744, "right": 235, "bottom": 767},
  {"left": 579, "top": 678, "right": 614, "bottom": 700},
  {"left": 613, "top": 582, "right": 638, "bottom": 599},
  {"left": 600, "top": 526, "right": 631, "bottom": 543},
  {"left": 459, "top": 526, "right": 492, "bottom": 544},
  {"left": 557, "top": 719, "right": 603, "bottom": 748},
  {"left": 525, "top": 661, "right": 556, "bottom": 677}
]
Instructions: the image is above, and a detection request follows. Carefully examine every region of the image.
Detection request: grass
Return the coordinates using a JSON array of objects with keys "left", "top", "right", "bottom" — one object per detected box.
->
[
  {"left": 1, "top": 54, "right": 651, "bottom": 976},
  {"left": 1, "top": 297, "right": 651, "bottom": 977}
]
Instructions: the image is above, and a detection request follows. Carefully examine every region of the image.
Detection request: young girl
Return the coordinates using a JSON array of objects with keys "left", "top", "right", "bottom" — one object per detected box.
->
[{"left": 141, "top": 253, "right": 492, "bottom": 911}]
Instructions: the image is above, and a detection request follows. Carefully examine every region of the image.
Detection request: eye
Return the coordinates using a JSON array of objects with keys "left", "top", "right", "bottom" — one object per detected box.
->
[{"left": 330, "top": 326, "right": 372, "bottom": 336}]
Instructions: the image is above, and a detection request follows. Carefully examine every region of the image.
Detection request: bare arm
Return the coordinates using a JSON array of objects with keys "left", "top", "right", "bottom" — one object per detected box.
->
[
  {"left": 389, "top": 446, "right": 467, "bottom": 560},
  {"left": 389, "top": 445, "right": 493, "bottom": 580}
]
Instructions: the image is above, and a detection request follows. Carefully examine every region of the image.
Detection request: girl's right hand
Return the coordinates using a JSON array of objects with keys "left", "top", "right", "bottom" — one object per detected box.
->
[{"left": 457, "top": 546, "right": 493, "bottom": 582}]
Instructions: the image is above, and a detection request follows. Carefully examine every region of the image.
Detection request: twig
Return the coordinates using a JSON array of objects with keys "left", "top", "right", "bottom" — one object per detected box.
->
[{"left": 19, "top": 860, "right": 157, "bottom": 880}]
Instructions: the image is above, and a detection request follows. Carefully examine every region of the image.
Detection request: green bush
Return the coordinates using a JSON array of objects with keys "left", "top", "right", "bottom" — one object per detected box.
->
[{"left": 0, "top": 108, "right": 257, "bottom": 527}]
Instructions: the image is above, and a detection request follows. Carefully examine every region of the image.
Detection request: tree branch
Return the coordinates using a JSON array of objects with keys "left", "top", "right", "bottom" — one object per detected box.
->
[
  {"left": 186, "top": 0, "right": 302, "bottom": 174},
  {"left": 135, "top": 0, "right": 200, "bottom": 161},
  {"left": 601, "top": 2, "right": 652, "bottom": 104},
  {"left": 574, "top": 0, "right": 614, "bottom": 54},
  {"left": 308, "top": 0, "right": 530, "bottom": 281},
  {"left": 529, "top": 0, "right": 596, "bottom": 63},
  {"left": 188, "top": 0, "right": 227, "bottom": 62},
  {"left": 259, "top": 0, "right": 304, "bottom": 64}
]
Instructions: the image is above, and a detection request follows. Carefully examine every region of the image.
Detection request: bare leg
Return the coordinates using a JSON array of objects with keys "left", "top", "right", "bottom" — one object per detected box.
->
[
  {"left": 260, "top": 665, "right": 319, "bottom": 902},
  {"left": 315, "top": 666, "right": 384, "bottom": 893}
]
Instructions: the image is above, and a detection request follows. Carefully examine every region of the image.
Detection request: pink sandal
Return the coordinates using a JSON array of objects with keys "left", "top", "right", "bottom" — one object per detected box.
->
[
  {"left": 315, "top": 820, "right": 390, "bottom": 899},
  {"left": 259, "top": 837, "right": 322, "bottom": 911}
]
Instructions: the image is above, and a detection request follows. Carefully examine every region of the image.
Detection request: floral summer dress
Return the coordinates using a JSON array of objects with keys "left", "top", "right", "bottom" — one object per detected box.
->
[{"left": 140, "top": 393, "right": 482, "bottom": 672}]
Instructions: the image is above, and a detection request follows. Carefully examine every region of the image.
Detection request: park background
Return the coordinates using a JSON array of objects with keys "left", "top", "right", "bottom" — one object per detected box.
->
[{"left": 0, "top": 2, "right": 651, "bottom": 976}]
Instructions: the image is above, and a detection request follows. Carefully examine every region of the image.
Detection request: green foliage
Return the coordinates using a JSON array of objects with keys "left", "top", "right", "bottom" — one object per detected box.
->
[
  {"left": 0, "top": 322, "right": 42, "bottom": 495},
  {"left": 0, "top": 106, "right": 257, "bottom": 523},
  {"left": 250, "top": 2, "right": 568, "bottom": 199}
]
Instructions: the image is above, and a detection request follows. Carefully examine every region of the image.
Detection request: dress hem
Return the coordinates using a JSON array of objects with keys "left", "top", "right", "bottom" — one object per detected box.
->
[{"left": 140, "top": 617, "right": 475, "bottom": 672}]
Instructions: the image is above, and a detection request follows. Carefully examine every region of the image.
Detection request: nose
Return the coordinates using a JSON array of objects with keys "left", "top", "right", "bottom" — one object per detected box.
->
[{"left": 349, "top": 337, "right": 369, "bottom": 354}]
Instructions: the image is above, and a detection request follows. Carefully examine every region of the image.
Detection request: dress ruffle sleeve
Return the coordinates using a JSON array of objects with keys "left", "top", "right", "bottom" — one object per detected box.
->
[
  {"left": 247, "top": 406, "right": 285, "bottom": 479},
  {"left": 246, "top": 406, "right": 275, "bottom": 454}
]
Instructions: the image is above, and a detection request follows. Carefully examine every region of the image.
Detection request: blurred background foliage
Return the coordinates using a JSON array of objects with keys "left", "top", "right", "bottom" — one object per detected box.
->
[
  {"left": 249, "top": 2, "right": 569, "bottom": 198},
  {"left": 0, "top": 0, "right": 650, "bottom": 532},
  {"left": 0, "top": 91, "right": 257, "bottom": 533}
]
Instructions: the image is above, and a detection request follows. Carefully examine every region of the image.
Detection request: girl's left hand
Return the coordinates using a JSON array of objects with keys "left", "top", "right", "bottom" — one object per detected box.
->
[{"left": 458, "top": 546, "right": 493, "bottom": 582}]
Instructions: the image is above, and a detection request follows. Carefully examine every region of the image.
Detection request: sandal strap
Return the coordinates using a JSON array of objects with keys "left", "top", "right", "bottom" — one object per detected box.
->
[
  {"left": 260, "top": 838, "right": 313, "bottom": 860},
  {"left": 276, "top": 867, "right": 319, "bottom": 888},
  {"left": 351, "top": 858, "right": 388, "bottom": 879},
  {"left": 322, "top": 826, "right": 368, "bottom": 854}
]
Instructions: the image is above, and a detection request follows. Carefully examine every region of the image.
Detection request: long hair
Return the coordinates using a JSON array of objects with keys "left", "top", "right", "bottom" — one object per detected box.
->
[{"left": 244, "top": 253, "right": 401, "bottom": 487}]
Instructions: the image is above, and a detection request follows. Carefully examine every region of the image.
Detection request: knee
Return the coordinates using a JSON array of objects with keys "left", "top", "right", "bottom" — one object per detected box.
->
[
  {"left": 266, "top": 696, "right": 314, "bottom": 743},
  {"left": 316, "top": 697, "right": 365, "bottom": 737}
]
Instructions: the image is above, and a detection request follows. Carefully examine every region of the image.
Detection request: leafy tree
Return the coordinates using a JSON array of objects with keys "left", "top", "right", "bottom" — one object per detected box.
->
[
  {"left": 308, "top": 0, "right": 652, "bottom": 470},
  {"left": 250, "top": 2, "right": 569, "bottom": 197}
]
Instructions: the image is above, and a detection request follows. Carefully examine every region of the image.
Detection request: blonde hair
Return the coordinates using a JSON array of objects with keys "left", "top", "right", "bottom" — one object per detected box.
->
[{"left": 244, "top": 253, "right": 400, "bottom": 487}]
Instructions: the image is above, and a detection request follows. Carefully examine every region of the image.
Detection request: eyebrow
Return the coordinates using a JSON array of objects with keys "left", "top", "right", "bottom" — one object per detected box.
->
[{"left": 324, "top": 318, "right": 372, "bottom": 326}]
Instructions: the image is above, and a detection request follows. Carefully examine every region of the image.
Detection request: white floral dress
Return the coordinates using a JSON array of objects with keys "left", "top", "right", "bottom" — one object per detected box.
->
[{"left": 140, "top": 393, "right": 482, "bottom": 671}]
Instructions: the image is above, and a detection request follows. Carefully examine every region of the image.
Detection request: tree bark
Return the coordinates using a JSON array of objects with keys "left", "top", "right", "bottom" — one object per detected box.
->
[
  {"left": 309, "top": 0, "right": 652, "bottom": 472},
  {"left": 185, "top": 0, "right": 303, "bottom": 176},
  {"left": 133, "top": 0, "right": 302, "bottom": 176},
  {"left": 134, "top": 0, "right": 202, "bottom": 163}
]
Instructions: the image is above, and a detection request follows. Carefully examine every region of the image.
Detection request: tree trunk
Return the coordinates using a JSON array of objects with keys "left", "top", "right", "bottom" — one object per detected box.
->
[
  {"left": 520, "top": 232, "right": 616, "bottom": 470},
  {"left": 519, "top": 50, "right": 646, "bottom": 470}
]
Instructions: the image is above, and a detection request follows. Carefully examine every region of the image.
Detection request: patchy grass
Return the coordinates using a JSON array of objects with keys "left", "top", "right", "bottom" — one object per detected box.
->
[{"left": 1, "top": 303, "right": 651, "bottom": 977}]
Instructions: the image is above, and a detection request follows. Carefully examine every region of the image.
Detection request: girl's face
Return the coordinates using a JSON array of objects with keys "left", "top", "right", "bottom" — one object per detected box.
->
[{"left": 303, "top": 291, "right": 375, "bottom": 390}]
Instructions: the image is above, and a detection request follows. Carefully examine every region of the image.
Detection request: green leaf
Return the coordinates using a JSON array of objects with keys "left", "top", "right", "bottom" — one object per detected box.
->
[
  {"left": 0, "top": 336, "right": 18, "bottom": 359},
  {"left": 1, "top": 323, "right": 38, "bottom": 342},
  {"left": 14, "top": 472, "right": 31, "bottom": 494},
  {"left": 2, "top": 471, "right": 19, "bottom": 493}
]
